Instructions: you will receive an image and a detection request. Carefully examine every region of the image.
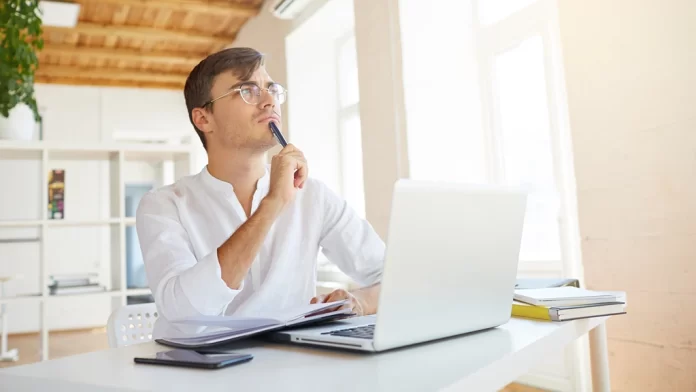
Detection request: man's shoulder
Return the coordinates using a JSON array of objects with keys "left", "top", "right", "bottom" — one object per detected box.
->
[
  {"left": 300, "top": 176, "right": 331, "bottom": 197},
  {"left": 137, "top": 173, "right": 200, "bottom": 216}
]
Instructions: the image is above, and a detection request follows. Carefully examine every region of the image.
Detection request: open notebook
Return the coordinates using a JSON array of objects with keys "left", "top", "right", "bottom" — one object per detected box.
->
[{"left": 155, "top": 300, "right": 352, "bottom": 349}]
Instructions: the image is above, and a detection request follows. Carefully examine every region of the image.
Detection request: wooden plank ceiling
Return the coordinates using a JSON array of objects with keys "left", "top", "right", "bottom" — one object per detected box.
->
[{"left": 37, "top": 0, "right": 264, "bottom": 90}]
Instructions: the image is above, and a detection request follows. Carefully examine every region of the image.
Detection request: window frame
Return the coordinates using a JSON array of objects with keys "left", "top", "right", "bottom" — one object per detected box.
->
[
  {"left": 334, "top": 30, "right": 366, "bottom": 218},
  {"left": 473, "top": 0, "right": 580, "bottom": 275}
]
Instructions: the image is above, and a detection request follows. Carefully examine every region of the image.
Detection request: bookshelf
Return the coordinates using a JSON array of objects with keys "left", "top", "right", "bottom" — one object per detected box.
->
[{"left": 0, "top": 140, "right": 195, "bottom": 360}]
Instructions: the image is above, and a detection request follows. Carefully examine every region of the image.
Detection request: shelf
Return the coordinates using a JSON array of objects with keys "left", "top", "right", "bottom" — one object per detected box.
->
[
  {"left": 0, "top": 140, "right": 192, "bottom": 161},
  {"left": 126, "top": 288, "right": 152, "bottom": 296},
  {"left": 0, "top": 293, "right": 43, "bottom": 304},
  {"left": 0, "top": 289, "right": 154, "bottom": 303},
  {"left": 0, "top": 218, "right": 144, "bottom": 227},
  {"left": 45, "top": 289, "right": 123, "bottom": 300},
  {"left": 0, "top": 220, "right": 43, "bottom": 227},
  {"left": 46, "top": 218, "right": 121, "bottom": 227},
  {"left": 46, "top": 289, "right": 151, "bottom": 300}
]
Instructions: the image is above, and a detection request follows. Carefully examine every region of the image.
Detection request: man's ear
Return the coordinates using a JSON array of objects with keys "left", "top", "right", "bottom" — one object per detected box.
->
[{"left": 192, "top": 107, "right": 213, "bottom": 135}]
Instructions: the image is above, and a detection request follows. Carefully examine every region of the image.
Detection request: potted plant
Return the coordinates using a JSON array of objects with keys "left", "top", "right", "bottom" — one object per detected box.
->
[{"left": 0, "top": 0, "right": 44, "bottom": 141}]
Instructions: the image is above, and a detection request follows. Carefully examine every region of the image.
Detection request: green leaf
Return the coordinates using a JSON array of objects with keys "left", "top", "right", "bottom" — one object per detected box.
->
[{"left": 0, "top": 0, "right": 43, "bottom": 121}]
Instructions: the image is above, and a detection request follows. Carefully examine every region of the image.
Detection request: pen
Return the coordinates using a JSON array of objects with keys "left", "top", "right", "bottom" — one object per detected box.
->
[
  {"left": 269, "top": 121, "right": 287, "bottom": 147},
  {"left": 269, "top": 111, "right": 288, "bottom": 147}
]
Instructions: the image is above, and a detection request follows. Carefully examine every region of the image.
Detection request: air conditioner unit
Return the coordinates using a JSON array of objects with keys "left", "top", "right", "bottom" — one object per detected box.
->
[
  {"left": 269, "top": 0, "right": 315, "bottom": 20},
  {"left": 39, "top": 1, "right": 81, "bottom": 27}
]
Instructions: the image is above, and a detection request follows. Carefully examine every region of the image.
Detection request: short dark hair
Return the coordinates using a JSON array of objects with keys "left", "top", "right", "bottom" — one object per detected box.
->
[{"left": 184, "top": 47, "right": 265, "bottom": 150}]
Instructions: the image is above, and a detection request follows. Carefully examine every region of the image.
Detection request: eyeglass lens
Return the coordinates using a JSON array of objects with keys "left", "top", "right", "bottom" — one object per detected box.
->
[{"left": 239, "top": 83, "right": 287, "bottom": 105}]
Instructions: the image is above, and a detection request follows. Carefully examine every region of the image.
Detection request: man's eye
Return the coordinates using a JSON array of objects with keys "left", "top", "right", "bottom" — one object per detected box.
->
[{"left": 241, "top": 85, "right": 260, "bottom": 95}]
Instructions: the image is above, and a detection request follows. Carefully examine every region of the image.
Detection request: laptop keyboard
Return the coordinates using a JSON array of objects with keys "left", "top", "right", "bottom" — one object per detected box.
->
[{"left": 322, "top": 324, "right": 375, "bottom": 339}]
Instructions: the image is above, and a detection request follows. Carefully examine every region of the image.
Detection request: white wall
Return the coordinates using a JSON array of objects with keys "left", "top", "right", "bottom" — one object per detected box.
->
[
  {"left": 0, "top": 83, "right": 197, "bottom": 333},
  {"left": 557, "top": 0, "right": 696, "bottom": 389}
]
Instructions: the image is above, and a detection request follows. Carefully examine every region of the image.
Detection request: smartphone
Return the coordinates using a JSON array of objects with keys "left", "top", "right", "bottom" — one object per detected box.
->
[{"left": 134, "top": 349, "right": 253, "bottom": 370}]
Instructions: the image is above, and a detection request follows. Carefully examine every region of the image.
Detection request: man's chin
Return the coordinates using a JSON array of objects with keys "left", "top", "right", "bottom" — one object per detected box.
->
[{"left": 251, "top": 138, "right": 279, "bottom": 152}]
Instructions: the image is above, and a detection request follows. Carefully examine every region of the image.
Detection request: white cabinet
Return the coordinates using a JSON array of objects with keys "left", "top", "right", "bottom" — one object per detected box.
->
[{"left": 0, "top": 140, "right": 193, "bottom": 360}]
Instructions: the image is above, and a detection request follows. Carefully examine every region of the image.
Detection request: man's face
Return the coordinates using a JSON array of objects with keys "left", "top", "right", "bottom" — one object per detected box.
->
[{"left": 197, "top": 66, "right": 283, "bottom": 152}]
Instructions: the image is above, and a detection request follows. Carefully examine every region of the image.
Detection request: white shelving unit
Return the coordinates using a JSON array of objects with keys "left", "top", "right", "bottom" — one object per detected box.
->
[{"left": 0, "top": 140, "right": 195, "bottom": 360}]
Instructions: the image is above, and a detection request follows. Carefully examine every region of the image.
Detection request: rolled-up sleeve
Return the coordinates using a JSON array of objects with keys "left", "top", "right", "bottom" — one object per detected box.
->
[
  {"left": 317, "top": 181, "right": 385, "bottom": 287},
  {"left": 136, "top": 191, "right": 242, "bottom": 322}
]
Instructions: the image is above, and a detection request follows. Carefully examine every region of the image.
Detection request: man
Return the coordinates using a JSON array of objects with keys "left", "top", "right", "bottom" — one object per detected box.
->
[{"left": 136, "top": 47, "right": 385, "bottom": 338}]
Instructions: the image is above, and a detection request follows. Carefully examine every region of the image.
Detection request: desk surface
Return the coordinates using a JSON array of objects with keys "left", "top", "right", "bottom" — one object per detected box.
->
[{"left": 0, "top": 317, "right": 605, "bottom": 392}]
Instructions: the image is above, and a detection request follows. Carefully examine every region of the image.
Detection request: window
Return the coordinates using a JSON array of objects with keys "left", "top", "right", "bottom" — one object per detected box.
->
[
  {"left": 400, "top": 0, "right": 578, "bottom": 273},
  {"left": 492, "top": 35, "right": 561, "bottom": 262},
  {"left": 336, "top": 34, "right": 365, "bottom": 218},
  {"left": 285, "top": 0, "right": 364, "bottom": 217},
  {"left": 285, "top": 0, "right": 365, "bottom": 289}
]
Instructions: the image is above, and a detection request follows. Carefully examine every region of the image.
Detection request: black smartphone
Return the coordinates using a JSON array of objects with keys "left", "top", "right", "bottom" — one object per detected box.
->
[{"left": 134, "top": 349, "right": 253, "bottom": 370}]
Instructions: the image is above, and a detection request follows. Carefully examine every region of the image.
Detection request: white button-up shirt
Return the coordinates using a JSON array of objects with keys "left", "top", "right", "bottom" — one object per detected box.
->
[{"left": 136, "top": 166, "right": 385, "bottom": 339}]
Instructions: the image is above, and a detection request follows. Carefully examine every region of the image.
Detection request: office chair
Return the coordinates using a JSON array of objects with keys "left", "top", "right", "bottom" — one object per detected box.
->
[{"left": 107, "top": 302, "right": 158, "bottom": 348}]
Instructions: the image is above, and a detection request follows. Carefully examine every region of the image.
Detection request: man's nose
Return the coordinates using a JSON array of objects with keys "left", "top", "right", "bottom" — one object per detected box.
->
[{"left": 259, "top": 88, "right": 275, "bottom": 109}]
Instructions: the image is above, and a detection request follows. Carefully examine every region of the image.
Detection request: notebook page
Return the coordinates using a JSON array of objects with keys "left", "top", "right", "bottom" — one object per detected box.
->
[
  {"left": 171, "top": 315, "right": 280, "bottom": 329},
  {"left": 262, "top": 299, "right": 349, "bottom": 322}
]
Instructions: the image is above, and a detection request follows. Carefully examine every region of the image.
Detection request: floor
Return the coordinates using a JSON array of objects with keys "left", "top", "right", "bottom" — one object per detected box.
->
[
  {"left": 0, "top": 328, "right": 110, "bottom": 368},
  {"left": 0, "top": 330, "right": 546, "bottom": 391}
]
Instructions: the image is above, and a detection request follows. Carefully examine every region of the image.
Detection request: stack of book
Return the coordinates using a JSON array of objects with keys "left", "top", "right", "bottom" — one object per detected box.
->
[
  {"left": 48, "top": 273, "right": 106, "bottom": 295},
  {"left": 512, "top": 286, "right": 626, "bottom": 322}
]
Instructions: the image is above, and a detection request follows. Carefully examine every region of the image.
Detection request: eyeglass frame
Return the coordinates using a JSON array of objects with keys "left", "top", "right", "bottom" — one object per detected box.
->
[{"left": 202, "top": 81, "right": 288, "bottom": 108}]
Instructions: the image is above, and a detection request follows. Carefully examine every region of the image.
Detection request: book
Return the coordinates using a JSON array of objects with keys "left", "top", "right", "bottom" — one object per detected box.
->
[
  {"left": 49, "top": 273, "right": 100, "bottom": 288},
  {"left": 49, "top": 284, "right": 105, "bottom": 295},
  {"left": 512, "top": 300, "right": 626, "bottom": 321},
  {"left": 515, "top": 278, "right": 579, "bottom": 290},
  {"left": 48, "top": 169, "right": 65, "bottom": 219},
  {"left": 514, "top": 287, "right": 619, "bottom": 307},
  {"left": 156, "top": 300, "right": 353, "bottom": 349}
]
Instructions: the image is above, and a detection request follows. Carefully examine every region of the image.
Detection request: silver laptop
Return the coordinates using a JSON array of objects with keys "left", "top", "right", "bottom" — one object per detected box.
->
[{"left": 270, "top": 179, "right": 527, "bottom": 352}]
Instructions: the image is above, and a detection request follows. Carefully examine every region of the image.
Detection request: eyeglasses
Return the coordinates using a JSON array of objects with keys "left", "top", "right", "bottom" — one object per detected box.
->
[{"left": 203, "top": 82, "right": 288, "bottom": 108}]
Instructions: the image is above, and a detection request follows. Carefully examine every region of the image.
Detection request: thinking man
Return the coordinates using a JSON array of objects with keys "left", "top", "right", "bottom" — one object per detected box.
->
[{"left": 136, "top": 47, "right": 385, "bottom": 338}]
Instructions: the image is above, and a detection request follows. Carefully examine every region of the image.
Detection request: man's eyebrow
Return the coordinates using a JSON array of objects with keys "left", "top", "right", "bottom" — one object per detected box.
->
[{"left": 227, "top": 81, "right": 276, "bottom": 91}]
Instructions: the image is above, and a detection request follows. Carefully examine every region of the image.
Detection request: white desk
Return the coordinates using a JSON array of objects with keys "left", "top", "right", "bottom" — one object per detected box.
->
[{"left": 0, "top": 317, "right": 610, "bottom": 391}]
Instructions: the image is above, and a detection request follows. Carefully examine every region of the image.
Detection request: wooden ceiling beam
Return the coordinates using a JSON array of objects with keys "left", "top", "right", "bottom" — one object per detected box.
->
[
  {"left": 41, "top": 44, "right": 203, "bottom": 68},
  {"left": 44, "top": 22, "right": 234, "bottom": 46},
  {"left": 70, "top": 0, "right": 259, "bottom": 17},
  {"left": 35, "top": 75, "right": 183, "bottom": 90},
  {"left": 36, "top": 64, "right": 187, "bottom": 85}
]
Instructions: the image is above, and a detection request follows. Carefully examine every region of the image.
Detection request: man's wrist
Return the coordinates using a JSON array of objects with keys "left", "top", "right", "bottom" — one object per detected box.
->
[{"left": 259, "top": 196, "right": 285, "bottom": 218}]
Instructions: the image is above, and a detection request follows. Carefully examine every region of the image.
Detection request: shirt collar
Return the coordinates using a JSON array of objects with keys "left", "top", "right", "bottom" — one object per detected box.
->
[{"left": 200, "top": 165, "right": 271, "bottom": 196}]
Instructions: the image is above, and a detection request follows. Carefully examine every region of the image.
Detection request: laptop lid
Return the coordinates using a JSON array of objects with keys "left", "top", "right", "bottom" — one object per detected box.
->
[{"left": 371, "top": 180, "right": 527, "bottom": 352}]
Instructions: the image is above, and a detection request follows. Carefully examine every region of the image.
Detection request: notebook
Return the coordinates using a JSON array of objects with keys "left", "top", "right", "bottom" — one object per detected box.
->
[
  {"left": 513, "top": 287, "right": 620, "bottom": 307},
  {"left": 512, "top": 300, "right": 626, "bottom": 321},
  {"left": 155, "top": 300, "right": 352, "bottom": 349}
]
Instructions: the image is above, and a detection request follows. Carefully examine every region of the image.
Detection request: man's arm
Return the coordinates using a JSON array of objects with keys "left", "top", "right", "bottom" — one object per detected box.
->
[
  {"left": 136, "top": 145, "right": 308, "bottom": 323},
  {"left": 217, "top": 198, "right": 283, "bottom": 288},
  {"left": 216, "top": 144, "right": 308, "bottom": 288},
  {"left": 311, "top": 182, "right": 386, "bottom": 315}
]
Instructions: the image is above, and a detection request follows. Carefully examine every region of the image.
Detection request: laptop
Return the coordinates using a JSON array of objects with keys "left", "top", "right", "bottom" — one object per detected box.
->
[{"left": 268, "top": 179, "right": 527, "bottom": 352}]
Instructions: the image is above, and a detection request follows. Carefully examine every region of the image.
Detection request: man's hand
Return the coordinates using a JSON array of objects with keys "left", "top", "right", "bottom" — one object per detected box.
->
[
  {"left": 267, "top": 144, "right": 308, "bottom": 208},
  {"left": 310, "top": 288, "right": 367, "bottom": 316},
  {"left": 215, "top": 144, "right": 307, "bottom": 289}
]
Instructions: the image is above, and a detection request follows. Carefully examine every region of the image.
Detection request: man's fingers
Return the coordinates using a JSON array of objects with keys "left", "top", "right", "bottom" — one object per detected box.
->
[
  {"left": 294, "top": 159, "right": 308, "bottom": 189},
  {"left": 280, "top": 143, "right": 298, "bottom": 153},
  {"left": 311, "top": 294, "right": 326, "bottom": 305}
]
